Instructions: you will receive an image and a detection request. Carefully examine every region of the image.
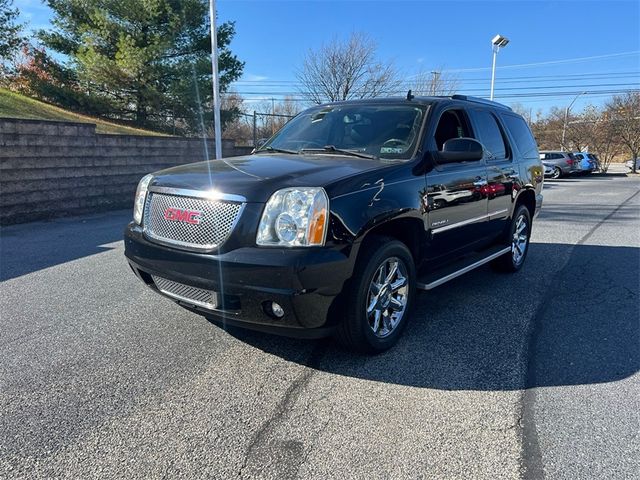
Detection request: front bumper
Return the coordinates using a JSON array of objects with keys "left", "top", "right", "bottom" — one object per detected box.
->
[{"left": 124, "top": 222, "right": 355, "bottom": 337}]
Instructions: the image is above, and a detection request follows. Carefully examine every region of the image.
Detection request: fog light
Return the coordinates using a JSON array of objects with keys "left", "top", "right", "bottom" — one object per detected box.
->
[
  {"left": 263, "top": 301, "right": 285, "bottom": 319},
  {"left": 271, "top": 302, "right": 285, "bottom": 318}
]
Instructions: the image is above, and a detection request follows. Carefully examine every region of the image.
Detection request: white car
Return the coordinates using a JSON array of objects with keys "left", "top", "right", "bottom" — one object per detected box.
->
[{"left": 625, "top": 158, "right": 639, "bottom": 171}]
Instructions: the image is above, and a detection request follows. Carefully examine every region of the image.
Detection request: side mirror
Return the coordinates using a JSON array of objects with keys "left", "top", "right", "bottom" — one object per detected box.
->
[{"left": 437, "top": 137, "right": 484, "bottom": 164}]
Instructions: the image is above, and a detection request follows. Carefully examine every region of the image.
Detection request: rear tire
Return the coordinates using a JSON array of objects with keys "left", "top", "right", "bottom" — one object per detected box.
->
[
  {"left": 492, "top": 205, "right": 532, "bottom": 273},
  {"left": 336, "top": 236, "right": 416, "bottom": 353}
]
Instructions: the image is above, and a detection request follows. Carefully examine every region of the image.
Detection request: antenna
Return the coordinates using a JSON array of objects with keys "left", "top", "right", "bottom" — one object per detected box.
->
[{"left": 407, "top": 90, "right": 414, "bottom": 101}]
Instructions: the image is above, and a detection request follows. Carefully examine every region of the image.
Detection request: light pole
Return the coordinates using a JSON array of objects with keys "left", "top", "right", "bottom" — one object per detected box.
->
[
  {"left": 208, "top": 0, "right": 222, "bottom": 160},
  {"left": 490, "top": 34, "right": 509, "bottom": 101},
  {"left": 430, "top": 70, "right": 440, "bottom": 95},
  {"left": 561, "top": 91, "right": 586, "bottom": 151}
]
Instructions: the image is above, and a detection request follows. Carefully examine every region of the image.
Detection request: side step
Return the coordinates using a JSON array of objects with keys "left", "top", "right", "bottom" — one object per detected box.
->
[{"left": 416, "top": 245, "right": 511, "bottom": 291}]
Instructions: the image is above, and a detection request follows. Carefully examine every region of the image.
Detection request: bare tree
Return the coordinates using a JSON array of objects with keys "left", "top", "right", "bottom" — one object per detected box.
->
[
  {"left": 546, "top": 106, "right": 592, "bottom": 152},
  {"left": 509, "top": 103, "right": 534, "bottom": 124},
  {"left": 575, "top": 107, "right": 621, "bottom": 173},
  {"left": 607, "top": 92, "right": 640, "bottom": 173},
  {"left": 297, "top": 33, "right": 401, "bottom": 104},
  {"left": 411, "top": 69, "right": 459, "bottom": 97},
  {"left": 269, "top": 96, "right": 300, "bottom": 132}
]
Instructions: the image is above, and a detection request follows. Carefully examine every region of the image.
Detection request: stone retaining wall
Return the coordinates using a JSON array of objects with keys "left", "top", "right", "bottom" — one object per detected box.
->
[{"left": 0, "top": 118, "right": 253, "bottom": 225}]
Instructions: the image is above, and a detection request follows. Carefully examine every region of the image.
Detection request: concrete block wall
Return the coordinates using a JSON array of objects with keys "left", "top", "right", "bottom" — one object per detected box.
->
[{"left": 0, "top": 118, "right": 254, "bottom": 225}]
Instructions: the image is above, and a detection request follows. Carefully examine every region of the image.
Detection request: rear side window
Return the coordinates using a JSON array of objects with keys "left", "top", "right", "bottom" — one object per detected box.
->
[
  {"left": 502, "top": 114, "right": 539, "bottom": 159},
  {"left": 469, "top": 110, "right": 507, "bottom": 160}
]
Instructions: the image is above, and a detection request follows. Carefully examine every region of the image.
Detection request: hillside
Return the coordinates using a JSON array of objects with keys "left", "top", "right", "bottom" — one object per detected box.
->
[{"left": 0, "top": 88, "right": 167, "bottom": 136}]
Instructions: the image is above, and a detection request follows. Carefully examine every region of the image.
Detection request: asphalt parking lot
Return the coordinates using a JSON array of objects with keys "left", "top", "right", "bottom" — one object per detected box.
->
[{"left": 1, "top": 168, "right": 638, "bottom": 479}]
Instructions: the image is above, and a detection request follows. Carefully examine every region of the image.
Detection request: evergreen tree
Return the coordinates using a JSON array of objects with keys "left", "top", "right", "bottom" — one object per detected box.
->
[
  {"left": 0, "top": 0, "right": 25, "bottom": 76},
  {"left": 39, "top": 0, "right": 244, "bottom": 133}
]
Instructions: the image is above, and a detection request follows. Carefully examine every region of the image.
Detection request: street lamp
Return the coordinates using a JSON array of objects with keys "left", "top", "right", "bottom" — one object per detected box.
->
[
  {"left": 490, "top": 34, "right": 509, "bottom": 101},
  {"left": 208, "top": 0, "right": 222, "bottom": 159},
  {"left": 561, "top": 91, "right": 587, "bottom": 151}
]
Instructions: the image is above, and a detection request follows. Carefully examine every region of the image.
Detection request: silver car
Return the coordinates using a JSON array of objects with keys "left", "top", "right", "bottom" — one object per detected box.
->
[
  {"left": 626, "top": 158, "right": 639, "bottom": 172},
  {"left": 543, "top": 163, "right": 554, "bottom": 177},
  {"left": 540, "top": 151, "right": 579, "bottom": 179}
]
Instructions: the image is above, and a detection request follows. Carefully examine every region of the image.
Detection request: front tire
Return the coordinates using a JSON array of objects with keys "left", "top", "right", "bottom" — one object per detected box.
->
[
  {"left": 551, "top": 167, "right": 562, "bottom": 179},
  {"left": 336, "top": 236, "right": 416, "bottom": 353},
  {"left": 492, "top": 205, "right": 532, "bottom": 273}
]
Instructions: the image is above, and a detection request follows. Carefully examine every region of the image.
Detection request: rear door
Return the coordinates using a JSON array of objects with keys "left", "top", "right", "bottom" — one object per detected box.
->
[
  {"left": 424, "top": 107, "right": 489, "bottom": 259},
  {"left": 468, "top": 108, "right": 515, "bottom": 238}
]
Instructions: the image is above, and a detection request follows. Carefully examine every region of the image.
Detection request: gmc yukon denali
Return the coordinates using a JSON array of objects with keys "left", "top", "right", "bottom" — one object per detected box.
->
[{"left": 124, "top": 95, "right": 543, "bottom": 352}]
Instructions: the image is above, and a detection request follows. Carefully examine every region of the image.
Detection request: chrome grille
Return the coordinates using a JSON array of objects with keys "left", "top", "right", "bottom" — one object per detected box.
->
[
  {"left": 143, "top": 192, "right": 242, "bottom": 251},
  {"left": 152, "top": 275, "right": 218, "bottom": 310}
]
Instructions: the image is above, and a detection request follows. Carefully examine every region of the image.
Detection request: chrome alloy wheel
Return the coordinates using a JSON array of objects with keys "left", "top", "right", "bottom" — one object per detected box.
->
[
  {"left": 366, "top": 257, "right": 409, "bottom": 338},
  {"left": 512, "top": 214, "right": 529, "bottom": 266}
]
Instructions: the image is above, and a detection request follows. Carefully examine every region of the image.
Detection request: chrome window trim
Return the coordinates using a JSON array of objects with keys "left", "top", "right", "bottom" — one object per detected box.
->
[
  {"left": 432, "top": 208, "right": 509, "bottom": 234},
  {"left": 148, "top": 186, "right": 246, "bottom": 203}
]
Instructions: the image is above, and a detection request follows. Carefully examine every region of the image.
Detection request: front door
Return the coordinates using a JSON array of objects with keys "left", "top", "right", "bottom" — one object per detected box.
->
[{"left": 423, "top": 108, "right": 489, "bottom": 260}]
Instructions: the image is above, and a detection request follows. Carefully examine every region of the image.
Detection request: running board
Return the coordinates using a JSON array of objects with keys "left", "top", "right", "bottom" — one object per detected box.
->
[{"left": 417, "top": 246, "right": 511, "bottom": 291}]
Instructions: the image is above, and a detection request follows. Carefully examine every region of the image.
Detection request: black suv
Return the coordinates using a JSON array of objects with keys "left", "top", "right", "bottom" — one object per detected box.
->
[{"left": 125, "top": 95, "right": 543, "bottom": 352}]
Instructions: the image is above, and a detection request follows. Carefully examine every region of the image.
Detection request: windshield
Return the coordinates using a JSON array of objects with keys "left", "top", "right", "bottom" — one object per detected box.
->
[{"left": 260, "top": 104, "right": 427, "bottom": 160}]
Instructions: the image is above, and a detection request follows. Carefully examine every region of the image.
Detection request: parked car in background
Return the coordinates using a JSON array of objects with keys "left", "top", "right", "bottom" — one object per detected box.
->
[
  {"left": 540, "top": 151, "right": 579, "bottom": 178},
  {"left": 626, "top": 158, "right": 639, "bottom": 171},
  {"left": 572, "top": 152, "right": 597, "bottom": 174},
  {"left": 543, "top": 163, "right": 555, "bottom": 177}
]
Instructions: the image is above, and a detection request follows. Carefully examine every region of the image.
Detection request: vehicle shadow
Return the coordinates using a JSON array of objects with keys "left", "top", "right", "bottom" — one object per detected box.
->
[
  {"left": 222, "top": 243, "right": 639, "bottom": 391},
  {"left": 0, "top": 210, "right": 130, "bottom": 281}
]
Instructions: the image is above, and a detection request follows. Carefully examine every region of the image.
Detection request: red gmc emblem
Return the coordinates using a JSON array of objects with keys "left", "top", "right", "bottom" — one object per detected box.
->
[{"left": 164, "top": 207, "right": 202, "bottom": 225}]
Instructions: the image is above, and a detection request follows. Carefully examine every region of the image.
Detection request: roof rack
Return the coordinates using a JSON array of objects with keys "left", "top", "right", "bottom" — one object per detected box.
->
[{"left": 451, "top": 94, "right": 512, "bottom": 111}]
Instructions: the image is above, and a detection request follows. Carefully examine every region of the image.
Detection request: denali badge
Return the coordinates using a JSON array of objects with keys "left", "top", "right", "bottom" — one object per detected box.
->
[{"left": 164, "top": 207, "right": 202, "bottom": 225}]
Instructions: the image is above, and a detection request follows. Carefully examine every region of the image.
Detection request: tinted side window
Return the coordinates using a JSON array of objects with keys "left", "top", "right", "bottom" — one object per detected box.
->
[
  {"left": 470, "top": 110, "right": 507, "bottom": 160},
  {"left": 502, "top": 114, "right": 539, "bottom": 158},
  {"left": 432, "top": 109, "right": 473, "bottom": 151}
]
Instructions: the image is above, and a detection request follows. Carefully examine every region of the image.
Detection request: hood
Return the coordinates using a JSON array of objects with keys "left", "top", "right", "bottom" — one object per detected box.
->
[{"left": 149, "top": 153, "right": 392, "bottom": 202}]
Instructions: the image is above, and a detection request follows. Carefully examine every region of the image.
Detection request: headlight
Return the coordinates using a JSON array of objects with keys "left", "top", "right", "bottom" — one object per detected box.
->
[
  {"left": 257, "top": 187, "right": 329, "bottom": 247},
  {"left": 133, "top": 174, "right": 153, "bottom": 225}
]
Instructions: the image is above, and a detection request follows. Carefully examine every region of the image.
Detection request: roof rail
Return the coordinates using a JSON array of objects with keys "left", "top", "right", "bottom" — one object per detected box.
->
[{"left": 451, "top": 94, "right": 512, "bottom": 111}]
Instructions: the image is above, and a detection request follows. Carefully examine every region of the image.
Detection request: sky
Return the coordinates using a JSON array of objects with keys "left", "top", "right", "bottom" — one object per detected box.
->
[{"left": 16, "top": 0, "right": 640, "bottom": 116}]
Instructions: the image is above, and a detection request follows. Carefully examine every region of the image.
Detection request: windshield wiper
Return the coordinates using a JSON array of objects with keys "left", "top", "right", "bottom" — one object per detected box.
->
[
  {"left": 300, "top": 145, "right": 376, "bottom": 159},
  {"left": 257, "top": 146, "right": 298, "bottom": 154}
]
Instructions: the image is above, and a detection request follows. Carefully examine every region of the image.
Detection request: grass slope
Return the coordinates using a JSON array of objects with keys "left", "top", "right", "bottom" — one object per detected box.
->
[{"left": 0, "top": 88, "right": 166, "bottom": 136}]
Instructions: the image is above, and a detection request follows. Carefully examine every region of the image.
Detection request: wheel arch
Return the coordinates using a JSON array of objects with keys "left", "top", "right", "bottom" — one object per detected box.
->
[
  {"left": 514, "top": 188, "right": 536, "bottom": 219},
  {"left": 355, "top": 216, "right": 425, "bottom": 266}
]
